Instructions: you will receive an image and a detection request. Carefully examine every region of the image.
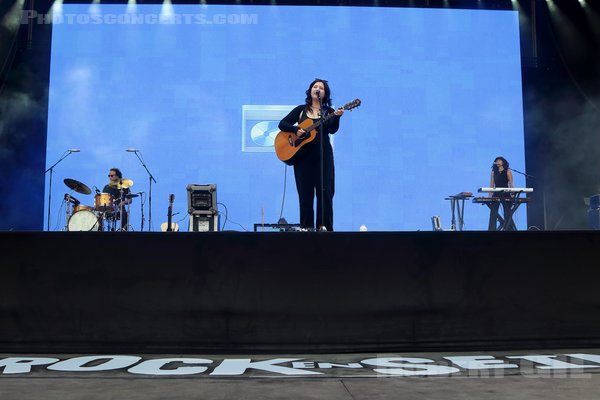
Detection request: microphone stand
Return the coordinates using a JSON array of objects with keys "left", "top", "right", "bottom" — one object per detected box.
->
[
  {"left": 44, "top": 150, "right": 76, "bottom": 231},
  {"left": 508, "top": 167, "right": 539, "bottom": 229},
  {"left": 130, "top": 150, "right": 156, "bottom": 231},
  {"left": 508, "top": 167, "right": 535, "bottom": 180},
  {"left": 495, "top": 166, "right": 536, "bottom": 231},
  {"left": 139, "top": 192, "right": 145, "bottom": 232},
  {"left": 318, "top": 93, "right": 326, "bottom": 231},
  {"left": 119, "top": 184, "right": 125, "bottom": 232}
]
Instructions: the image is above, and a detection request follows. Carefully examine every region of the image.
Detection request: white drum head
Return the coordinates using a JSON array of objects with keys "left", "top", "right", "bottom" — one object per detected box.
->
[{"left": 68, "top": 210, "right": 99, "bottom": 231}]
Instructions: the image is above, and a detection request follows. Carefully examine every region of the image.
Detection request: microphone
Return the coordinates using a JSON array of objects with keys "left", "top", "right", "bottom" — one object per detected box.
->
[
  {"left": 315, "top": 90, "right": 321, "bottom": 99},
  {"left": 126, "top": 149, "right": 139, "bottom": 152},
  {"left": 64, "top": 193, "right": 80, "bottom": 205},
  {"left": 68, "top": 149, "right": 80, "bottom": 152}
]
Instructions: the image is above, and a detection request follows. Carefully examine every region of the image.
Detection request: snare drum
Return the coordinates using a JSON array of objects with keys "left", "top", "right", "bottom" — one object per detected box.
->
[
  {"left": 94, "top": 193, "right": 114, "bottom": 212},
  {"left": 68, "top": 210, "right": 100, "bottom": 231}
]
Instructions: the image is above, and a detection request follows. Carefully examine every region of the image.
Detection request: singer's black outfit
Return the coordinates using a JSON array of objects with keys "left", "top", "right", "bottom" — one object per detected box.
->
[
  {"left": 102, "top": 184, "right": 131, "bottom": 230},
  {"left": 279, "top": 105, "right": 340, "bottom": 231},
  {"left": 488, "top": 168, "right": 513, "bottom": 231}
]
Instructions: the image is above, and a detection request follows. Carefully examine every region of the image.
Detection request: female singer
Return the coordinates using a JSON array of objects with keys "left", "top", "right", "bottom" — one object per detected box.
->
[
  {"left": 278, "top": 79, "right": 344, "bottom": 231},
  {"left": 488, "top": 156, "right": 514, "bottom": 230}
]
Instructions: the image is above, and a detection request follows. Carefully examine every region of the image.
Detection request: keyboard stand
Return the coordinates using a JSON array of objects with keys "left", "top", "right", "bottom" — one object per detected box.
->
[
  {"left": 500, "top": 191, "right": 524, "bottom": 231},
  {"left": 482, "top": 193, "right": 523, "bottom": 231},
  {"left": 445, "top": 193, "right": 473, "bottom": 231}
]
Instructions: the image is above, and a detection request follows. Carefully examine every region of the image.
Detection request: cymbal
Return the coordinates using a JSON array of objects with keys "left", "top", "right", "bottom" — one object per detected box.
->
[
  {"left": 64, "top": 178, "right": 92, "bottom": 195},
  {"left": 124, "top": 193, "right": 139, "bottom": 199},
  {"left": 108, "top": 178, "right": 134, "bottom": 189}
]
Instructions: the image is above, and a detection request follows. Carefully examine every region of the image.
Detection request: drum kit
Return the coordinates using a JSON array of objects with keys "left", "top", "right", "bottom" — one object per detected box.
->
[{"left": 63, "top": 177, "right": 137, "bottom": 231}]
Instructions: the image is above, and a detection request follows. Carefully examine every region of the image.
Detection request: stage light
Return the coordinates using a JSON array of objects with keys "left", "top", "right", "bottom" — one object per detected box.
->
[
  {"left": 543, "top": 0, "right": 589, "bottom": 65},
  {"left": 161, "top": 0, "right": 174, "bottom": 22},
  {"left": 579, "top": 0, "right": 587, "bottom": 7},
  {"left": 579, "top": 0, "right": 600, "bottom": 38},
  {"left": 89, "top": 0, "right": 100, "bottom": 17},
  {"left": 50, "top": 0, "right": 64, "bottom": 19},
  {"left": 510, "top": 0, "right": 523, "bottom": 12},
  {"left": 127, "top": 0, "right": 137, "bottom": 14},
  {"left": 1, "top": 0, "right": 25, "bottom": 31}
]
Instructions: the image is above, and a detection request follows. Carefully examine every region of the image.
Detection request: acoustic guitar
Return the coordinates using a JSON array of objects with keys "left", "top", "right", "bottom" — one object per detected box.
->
[
  {"left": 274, "top": 98, "right": 361, "bottom": 165},
  {"left": 160, "top": 194, "right": 179, "bottom": 232}
]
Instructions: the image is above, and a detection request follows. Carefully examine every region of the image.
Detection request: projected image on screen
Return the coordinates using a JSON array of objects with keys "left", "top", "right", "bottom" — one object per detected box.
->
[{"left": 45, "top": 4, "right": 525, "bottom": 232}]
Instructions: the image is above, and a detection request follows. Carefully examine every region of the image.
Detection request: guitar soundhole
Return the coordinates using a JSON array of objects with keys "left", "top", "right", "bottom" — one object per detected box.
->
[{"left": 288, "top": 136, "right": 294, "bottom": 147}]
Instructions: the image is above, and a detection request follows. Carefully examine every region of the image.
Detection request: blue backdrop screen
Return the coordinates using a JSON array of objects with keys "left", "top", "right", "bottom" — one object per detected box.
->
[{"left": 45, "top": 4, "right": 525, "bottom": 231}]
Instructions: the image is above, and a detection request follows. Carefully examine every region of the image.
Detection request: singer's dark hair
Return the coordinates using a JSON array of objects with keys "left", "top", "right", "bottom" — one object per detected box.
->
[
  {"left": 110, "top": 168, "right": 123, "bottom": 179},
  {"left": 304, "top": 79, "right": 332, "bottom": 113},
  {"left": 494, "top": 156, "right": 509, "bottom": 170}
]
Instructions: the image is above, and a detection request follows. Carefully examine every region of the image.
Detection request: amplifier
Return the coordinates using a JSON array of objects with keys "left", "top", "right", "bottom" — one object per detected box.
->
[{"left": 189, "top": 214, "right": 219, "bottom": 232}]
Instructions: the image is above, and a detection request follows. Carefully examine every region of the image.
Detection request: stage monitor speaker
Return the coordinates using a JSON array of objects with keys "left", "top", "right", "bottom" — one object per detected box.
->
[{"left": 186, "top": 184, "right": 217, "bottom": 215}]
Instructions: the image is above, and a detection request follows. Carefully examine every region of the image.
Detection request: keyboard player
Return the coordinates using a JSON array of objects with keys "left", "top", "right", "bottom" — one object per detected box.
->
[{"left": 488, "top": 156, "right": 514, "bottom": 231}]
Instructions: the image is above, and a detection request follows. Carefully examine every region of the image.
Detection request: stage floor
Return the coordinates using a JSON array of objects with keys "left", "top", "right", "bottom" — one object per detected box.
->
[{"left": 1, "top": 349, "right": 600, "bottom": 400}]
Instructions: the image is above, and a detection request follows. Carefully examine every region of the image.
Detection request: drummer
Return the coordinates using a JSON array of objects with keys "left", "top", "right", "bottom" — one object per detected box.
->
[{"left": 102, "top": 168, "right": 132, "bottom": 230}]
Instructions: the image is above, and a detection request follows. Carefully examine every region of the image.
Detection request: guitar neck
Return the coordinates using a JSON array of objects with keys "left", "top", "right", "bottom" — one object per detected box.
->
[
  {"left": 166, "top": 194, "right": 174, "bottom": 231},
  {"left": 303, "top": 100, "right": 360, "bottom": 132},
  {"left": 304, "top": 111, "right": 336, "bottom": 133}
]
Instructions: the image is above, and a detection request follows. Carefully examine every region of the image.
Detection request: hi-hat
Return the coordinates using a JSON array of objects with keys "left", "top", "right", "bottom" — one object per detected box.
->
[
  {"left": 64, "top": 178, "right": 92, "bottom": 195},
  {"left": 109, "top": 178, "right": 134, "bottom": 189}
]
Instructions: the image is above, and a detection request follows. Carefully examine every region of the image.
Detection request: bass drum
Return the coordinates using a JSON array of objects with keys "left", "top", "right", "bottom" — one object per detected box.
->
[
  {"left": 73, "top": 204, "right": 95, "bottom": 214},
  {"left": 68, "top": 210, "right": 100, "bottom": 231}
]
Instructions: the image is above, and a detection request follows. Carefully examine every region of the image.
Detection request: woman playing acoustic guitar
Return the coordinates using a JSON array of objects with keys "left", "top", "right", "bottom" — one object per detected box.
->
[{"left": 278, "top": 79, "right": 344, "bottom": 231}]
